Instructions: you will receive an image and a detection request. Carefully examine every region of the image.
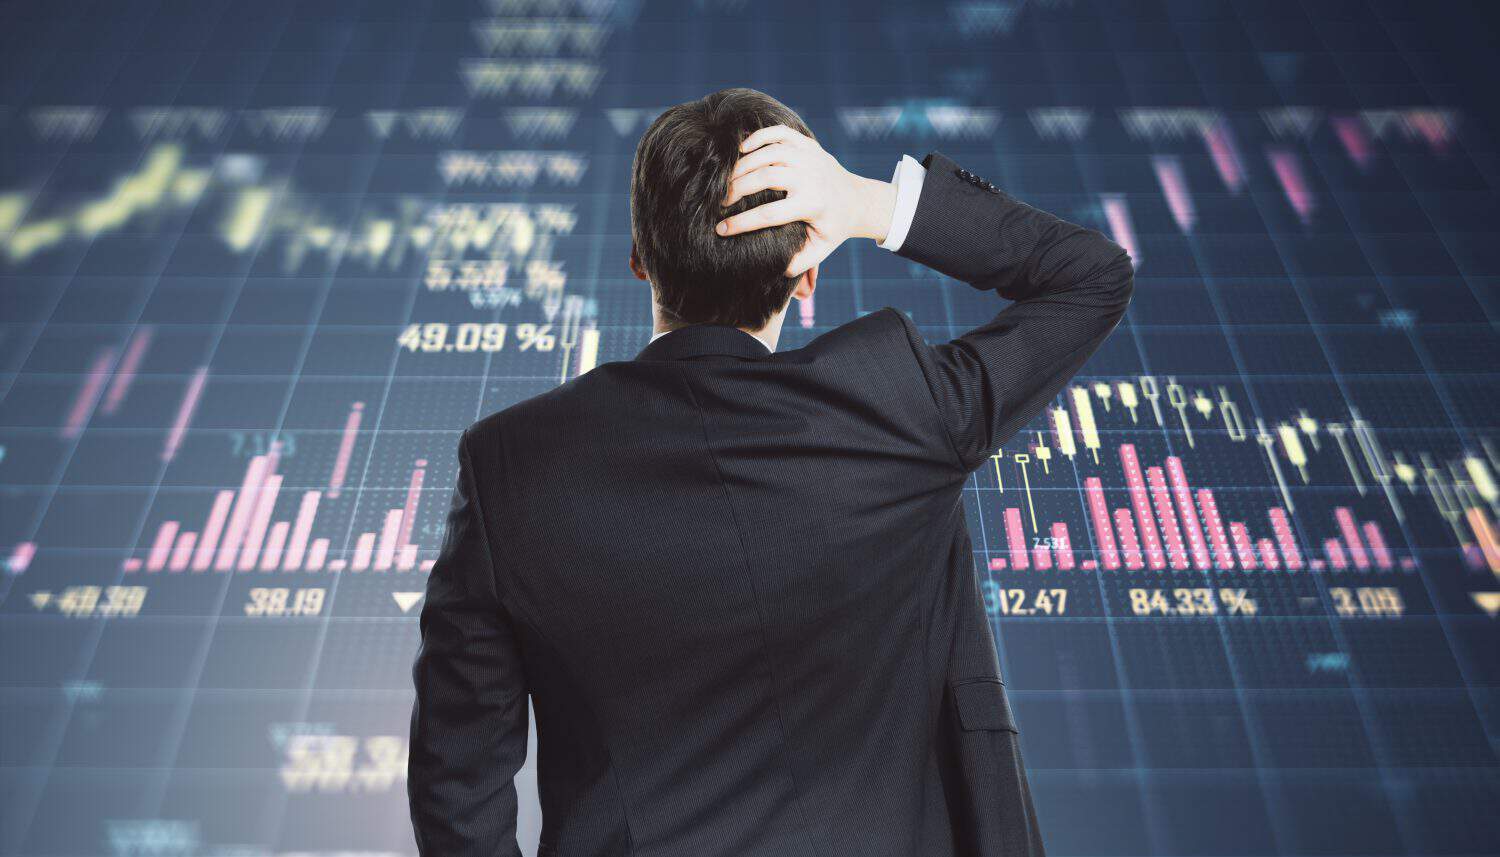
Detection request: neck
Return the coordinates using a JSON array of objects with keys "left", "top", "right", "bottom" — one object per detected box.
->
[{"left": 652, "top": 304, "right": 782, "bottom": 352}]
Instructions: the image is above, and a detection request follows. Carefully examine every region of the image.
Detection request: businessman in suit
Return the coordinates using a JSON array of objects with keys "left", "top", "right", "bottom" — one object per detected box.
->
[{"left": 409, "top": 87, "right": 1134, "bottom": 857}]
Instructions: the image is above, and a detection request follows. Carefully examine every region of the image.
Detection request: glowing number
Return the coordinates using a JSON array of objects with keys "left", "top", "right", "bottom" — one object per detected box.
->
[
  {"left": 422, "top": 323, "right": 447, "bottom": 352},
  {"left": 398, "top": 324, "right": 423, "bottom": 351}
]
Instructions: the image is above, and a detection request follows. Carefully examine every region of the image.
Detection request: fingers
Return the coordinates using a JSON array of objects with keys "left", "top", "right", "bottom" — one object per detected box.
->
[
  {"left": 722, "top": 165, "right": 794, "bottom": 208},
  {"left": 785, "top": 238, "right": 828, "bottom": 278},
  {"left": 738, "top": 124, "right": 810, "bottom": 155},
  {"left": 726, "top": 142, "right": 800, "bottom": 188},
  {"left": 716, "top": 198, "right": 804, "bottom": 236}
]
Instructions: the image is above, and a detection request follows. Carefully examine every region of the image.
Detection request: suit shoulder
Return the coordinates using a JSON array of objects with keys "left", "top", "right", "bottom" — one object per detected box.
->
[
  {"left": 782, "top": 306, "right": 909, "bottom": 360},
  {"left": 463, "top": 364, "right": 605, "bottom": 450}
]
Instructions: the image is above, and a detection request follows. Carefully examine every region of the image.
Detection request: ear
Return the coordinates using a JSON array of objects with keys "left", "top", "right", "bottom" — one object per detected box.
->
[
  {"left": 791, "top": 263, "right": 818, "bottom": 301},
  {"left": 628, "top": 244, "right": 648, "bottom": 281}
]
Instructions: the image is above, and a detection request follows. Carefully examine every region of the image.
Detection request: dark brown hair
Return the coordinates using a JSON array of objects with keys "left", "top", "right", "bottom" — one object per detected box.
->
[{"left": 630, "top": 87, "right": 813, "bottom": 330}]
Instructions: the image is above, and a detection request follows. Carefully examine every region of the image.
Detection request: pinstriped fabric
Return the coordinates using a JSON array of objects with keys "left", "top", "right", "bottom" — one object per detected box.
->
[
  {"left": 890, "top": 151, "right": 1136, "bottom": 474},
  {"left": 409, "top": 149, "right": 1133, "bottom": 857}
]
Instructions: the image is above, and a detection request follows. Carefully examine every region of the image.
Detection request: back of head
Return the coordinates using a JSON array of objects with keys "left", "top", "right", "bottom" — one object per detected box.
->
[{"left": 630, "top": 88, "right": 813, "bottom": 331}]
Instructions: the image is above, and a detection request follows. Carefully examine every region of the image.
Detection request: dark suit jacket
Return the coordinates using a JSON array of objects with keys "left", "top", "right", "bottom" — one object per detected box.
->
[{"left": 409, "top": 151, "right": 1135, "bottom": 857}]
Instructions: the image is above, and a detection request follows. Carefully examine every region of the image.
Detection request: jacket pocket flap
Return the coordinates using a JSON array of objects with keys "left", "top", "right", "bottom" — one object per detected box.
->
[{"left": 952, "top": 677, "right": 1018, "bottom": 733}]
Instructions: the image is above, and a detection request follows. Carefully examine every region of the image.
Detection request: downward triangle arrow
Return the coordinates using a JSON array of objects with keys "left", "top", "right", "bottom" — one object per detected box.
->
[{"left": 393, "top": 592, "right": 425, "bottom": 613}]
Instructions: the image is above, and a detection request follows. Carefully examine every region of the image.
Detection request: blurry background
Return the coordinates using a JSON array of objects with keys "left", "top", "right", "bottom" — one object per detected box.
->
[{"left": 1, "top": 0, "right": 1498, "bottom": 854}]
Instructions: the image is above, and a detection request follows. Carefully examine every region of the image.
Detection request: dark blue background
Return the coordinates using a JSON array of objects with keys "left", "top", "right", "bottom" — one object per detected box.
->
[{"left": 1, "top": 0, "right": 1498, "bottom": 854}]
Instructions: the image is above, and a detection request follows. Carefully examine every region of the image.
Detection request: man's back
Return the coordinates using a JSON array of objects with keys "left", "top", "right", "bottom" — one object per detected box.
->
[
  {"left": 409, "top": 150, "right": 1134, "bottom": 857},
  {"left": 477, "top": 307, "right": 977, "bottom": 855}
]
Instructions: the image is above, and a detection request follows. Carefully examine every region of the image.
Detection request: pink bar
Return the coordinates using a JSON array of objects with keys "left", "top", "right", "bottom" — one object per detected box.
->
[
  {"left": 351, "top": 533, "right": 376, "bottom": 571},
  {"left": 1361, "top": 520, "right": 1394, "bottom": 570},
  {"left": 8, "top": 541, "right": 38, "bottom": 574},
  {"left": 375, "top": 509, "right": 403, "bottom": 571},
  {"left": 1032, "top": 543, "right": 1051, "bottom": 571},
  {"left": 1325, "top": 537, "right": 1348, "bottom": 571},
  {"left": 168, "top": 532, "right": 196, "bottom": 571},
  {"left": 396, "top": 460, "right": 426, "bottom": 554},
  {"left": 1331, "top": 115, "right": 1373, "bottom": 172},
  {"left": 799, "top": 291, "right": 814, "bottom": 328},
  {"left": 219, "top": 447, "right": 285, "bottom": 573},
  {"left": 397, "top": 543, "right": 417, "bottom": 571},
  {"left": 62, "top": 347, "right": 117, "bottom": 439},
  {"left": 1408, "top": 110, "right": 1453, "bottom": 154},
  {"left": 1166, "top": 457, "right": 1211, "bottom": 570},
  {"left": 1202, "top": 118, "right": 1245, "bottom": 193},
  {"left": 1051, "top": 522, "right": 1074, "bottom": 570},
  {"left": 161, "top": 365, "right": 208, "bottom": 462},
  {"left": 237, "top": 473, "right": 283, "bottom": 572},
  {"left": 282, "top": 491, "right": 321, "bottom": 571},
  {"left": 1229, "top": 522, "right": 1258, "bottom": 570},
  {"left": 1268, "top": 507, "right": 1304, "bottom": 570},
  {"left": 1267, "top": 146, "right": 1316, "bottom": 226},
  {"left": 1334, "top": 507, "right": 1370, "bottom": 570},
  {"left": 1468, "top": 507, "right": 1500, "bottom": 574},
  {"left": 1196, "top": 489, "right": 1236, "bottom": 570},
  {"left": 989, "top": 558, "right": 1008, "bottom": 571},
  {"left": 306, "top": 538, "right": 329, "bottom": 571},
  {"left": 215, "top": 454, "right": 271, "bottom": 571},
  {"left": 1146, "top": 466, "right": 1188, "bottom": 570},
  {"left": 260, "top": 521, "right": 290, "bottom": 571},
  {"left": 1081, "top": 559, "right": 1097, "bottom": 570},
  {"left": 1084, "top": 477, "right": 1119, "bottom": 570},
  {"left": 1152, "top": 155, "right": 1196, "bottom": 234},
  {"left": 146, "top": 520, "right": 180, "bottom": 571},
  {"left": 1463, "top": 543, "right": 1486, "bottom": 570},
  {"left": 1004, "top": 508, "right": 1029, "bottom": 571},
  {"left": 1100, "top": 194, "right": 1139, "bottom": 270},
  {"left": 123, "top": 557, "right": 143, "bottom": 572},
  {"left": 1114, "top": 508, "right": 1143, "bottom": 570},
  {"left": 1256, "top": 538, "right": 1280, "bottom": 571},
  {"left": 191, "top": 490, "right": 236, "bottom": 571},
  {"left": 420, "top": 559, "right": 435, "bottom": 572},
  {"left": 1120, "top": 445, "right": 1165, "bottom": 569},
  {"left": 328, "top": 402, "right": 364, "bottom": 498},
  {"left": 102, "top": 325, "right": 154, "bottom": 414}
]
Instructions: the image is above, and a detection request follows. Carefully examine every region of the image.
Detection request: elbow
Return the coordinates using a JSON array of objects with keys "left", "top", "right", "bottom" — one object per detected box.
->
[
  {"left": 1077, "top": 236, "right": 1134, "bottom": 312},
  {"left": 1113, "top": 250, "right": 1136, "bottom": 309}
]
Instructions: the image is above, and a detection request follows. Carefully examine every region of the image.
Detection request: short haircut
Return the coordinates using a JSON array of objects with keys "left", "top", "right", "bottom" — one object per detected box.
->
[{"left": 630, "top": 87, "right": 813, "bottom": 331}]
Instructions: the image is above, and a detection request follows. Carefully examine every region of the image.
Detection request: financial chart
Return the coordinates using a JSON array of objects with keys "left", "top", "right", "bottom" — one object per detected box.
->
[{"left": 1, "top": 0, "right": 1498, "bottom": 854}]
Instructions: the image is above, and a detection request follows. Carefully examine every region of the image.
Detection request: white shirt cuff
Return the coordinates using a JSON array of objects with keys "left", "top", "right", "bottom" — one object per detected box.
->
[{"left": 877, "top": 154, "right": 925, "bottom": 252}]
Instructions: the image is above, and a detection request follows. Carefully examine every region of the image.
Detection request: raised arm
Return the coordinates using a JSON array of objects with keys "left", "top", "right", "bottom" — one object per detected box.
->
[
  {"left": 888, "top": 151, "right": 1135, "bottom": 471},
  {"left": 716, "top": 129, "right": 1134, "bottom": 474},
  {"left": 408, "top": 429, "right": 529, "bottom": 857}
]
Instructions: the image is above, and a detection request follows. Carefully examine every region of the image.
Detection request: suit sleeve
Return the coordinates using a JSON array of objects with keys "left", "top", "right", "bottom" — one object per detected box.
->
[
  {"left": 890, "top": 150, "right": 1135, "bottom": 473},
  {"left": 408, "top": 428, "right": 528, "bottom": 857}
]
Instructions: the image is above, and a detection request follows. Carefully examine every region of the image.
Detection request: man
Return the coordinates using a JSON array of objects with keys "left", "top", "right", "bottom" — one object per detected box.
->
[{"left": 409, "top": 87, "right": 1133, "bottom": 857}]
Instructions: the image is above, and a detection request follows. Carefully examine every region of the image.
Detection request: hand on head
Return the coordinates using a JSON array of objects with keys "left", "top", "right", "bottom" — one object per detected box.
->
[{"left": 715, "top": 125, "right": 894, "bottom": 278}]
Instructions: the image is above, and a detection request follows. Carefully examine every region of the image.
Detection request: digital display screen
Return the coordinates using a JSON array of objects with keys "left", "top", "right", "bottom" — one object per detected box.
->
[{"left": 1, "top": 1, "right": 1497, "bottom": 854}]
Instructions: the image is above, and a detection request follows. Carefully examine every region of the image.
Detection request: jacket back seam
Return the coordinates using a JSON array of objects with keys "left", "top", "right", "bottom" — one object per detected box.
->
[{"left": 674, "top": 363, "right": 822, "bottom": 856}]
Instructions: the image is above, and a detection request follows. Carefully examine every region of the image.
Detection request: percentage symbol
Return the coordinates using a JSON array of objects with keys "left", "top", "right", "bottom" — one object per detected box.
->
[
  {"left": 1219, "top": 588, "right": 1258, "bottom": 616},
  {"left": 516, "top": 323, "right": 555, "bottom": 351}
]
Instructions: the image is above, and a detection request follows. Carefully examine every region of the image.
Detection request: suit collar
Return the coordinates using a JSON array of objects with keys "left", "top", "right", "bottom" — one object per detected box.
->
[{"left": 634, "top": 323, "right": 772, "bottom": 362}]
